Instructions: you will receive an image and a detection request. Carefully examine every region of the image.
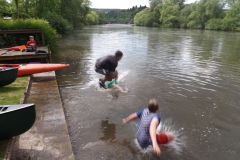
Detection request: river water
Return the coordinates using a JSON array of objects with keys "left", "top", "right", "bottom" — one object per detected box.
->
[{"left": 53, "top": 24, "right": 240, "bottom": 160}]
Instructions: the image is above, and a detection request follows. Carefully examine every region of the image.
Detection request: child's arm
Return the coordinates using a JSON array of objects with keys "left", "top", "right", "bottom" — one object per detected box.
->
[
  {"left": 114, "top": 84, "right": 128, "bottom": 93},
  {"left": 122, "top": 113, "right": 138, "bottom": 123},
  {"left": 150, "top": 117, "right": 161, "bottom": 156}
]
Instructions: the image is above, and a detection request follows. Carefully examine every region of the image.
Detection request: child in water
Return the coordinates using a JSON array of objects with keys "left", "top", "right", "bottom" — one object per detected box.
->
[
  {"left": 122, "top": 99, "right": 174, "bottom": 156},
  {"left": 102, "top": 71, "right": 128, "bottom": 93}
]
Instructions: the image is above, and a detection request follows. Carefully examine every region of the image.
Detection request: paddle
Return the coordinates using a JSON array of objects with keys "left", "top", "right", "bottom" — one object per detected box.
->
[{"left": 1, "top": 50, "right": 8, "bottom": 56}]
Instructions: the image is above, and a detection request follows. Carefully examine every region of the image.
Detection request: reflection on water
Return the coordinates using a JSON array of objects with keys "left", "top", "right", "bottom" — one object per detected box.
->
[
  {"left": 99, "top": 118, "right": 116, "bottom": 141},
  {"left": 54, "top": 24, "right": 240, "bottom": 160}
]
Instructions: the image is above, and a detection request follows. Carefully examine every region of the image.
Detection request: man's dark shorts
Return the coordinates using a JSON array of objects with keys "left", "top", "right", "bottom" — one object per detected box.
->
[{"left": 95, "top": 68, "right": 110, "bottom": 76}]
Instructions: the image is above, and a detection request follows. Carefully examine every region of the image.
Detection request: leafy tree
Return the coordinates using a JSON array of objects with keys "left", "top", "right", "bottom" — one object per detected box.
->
[
  {"left": 180, "top": 4, "right": 192, "bottom": 28},
  {"left": 0, "top": 0, "right": 11, "bottom": 17},
  {"left": 222, "top": 1, "right": 240, "bottom": 30},
  {"left": 149, "top": 0, "right": 163, "bottom": 11},
  {"left": 134, "top": 8, "right": 154, "bottom": 26},
  {"left": 160, "top": 3, "right": 180, "bottom": 28},
  {"left": 96, "top": 10, "right": 106, "bottom": 24},
  {"left": 105, "top": 6, "right": 146, "bottom": 24},
  {"left": 14, "top": 0, "right": 19, "bottom": 18},
  {"left": 205, "top": 18, "right": 223, "bottom": 29},
  {"left": 188, "top": 1, "right": 207, "bottom": 29},
  {"left": 205, "top": 0, "right": 225, "bottom": 19},
  {"left": 152, "top": 3, "right": 162, "bottom": 24},
  {"left": 45, "top": 12, "right": 73, "bottom": 34},
  {"left": 187, "top": 0, "right": 224, "bottom": 29},
  {"left": 85, "top": 13, "right": 95, "bottom": 25},
  {"left": 85, "top": 10, "right": 99, "bottom": 25}
]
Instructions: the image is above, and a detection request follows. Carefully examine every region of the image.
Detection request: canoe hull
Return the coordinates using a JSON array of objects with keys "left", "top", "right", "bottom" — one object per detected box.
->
[
  {"left": 0, "top": 67, "right": 18, "bottom": 87},
  {"left": 0, "top": 64, "right": 69, "bottom": 76},
  {"left": 0, "top": 104, "right": 36, "bottom": 139},
  {"left": 17, "top": 64, "right": 70, "bottom": 76}
]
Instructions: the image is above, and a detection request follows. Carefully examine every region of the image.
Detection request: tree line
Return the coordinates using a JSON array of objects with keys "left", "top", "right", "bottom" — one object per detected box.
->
[
  {"left": 0, "top": 0, "right": 106, "bottom": 31},
  {"left": 134, "top": 0, "right": 240, "bottom": 31},
  {"left": 103, "top": 5, "right": 147, "bottom": 24}
]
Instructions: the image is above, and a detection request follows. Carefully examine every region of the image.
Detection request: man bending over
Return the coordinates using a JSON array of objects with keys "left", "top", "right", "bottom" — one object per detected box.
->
[{"left": 95, "top": 50, "right": 123, "bottom": 88}]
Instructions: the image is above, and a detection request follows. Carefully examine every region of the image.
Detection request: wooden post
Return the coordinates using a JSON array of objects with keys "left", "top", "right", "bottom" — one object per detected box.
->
[
  {"left": 47, "top": 45, "right": 52, "bottom": 63},
  {"left": 41, "top": 32, "right": 45, "bottom": 45}
]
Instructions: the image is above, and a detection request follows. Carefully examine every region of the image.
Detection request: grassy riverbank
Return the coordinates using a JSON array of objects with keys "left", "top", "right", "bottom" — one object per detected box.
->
[{"left": 0, "top": 76, "right": 29, "bottom": 160}]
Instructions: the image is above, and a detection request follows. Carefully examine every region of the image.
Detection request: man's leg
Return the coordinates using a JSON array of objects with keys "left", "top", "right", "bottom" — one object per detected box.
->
[
  {"left": 95, "top": 68, "right": 110, "bottom": 88},
  {"left": 102, "top": 75, "right": 112, "bottom": 83},
  {"left": 102, "top": 70, "right": 117, "bottom": 83}
]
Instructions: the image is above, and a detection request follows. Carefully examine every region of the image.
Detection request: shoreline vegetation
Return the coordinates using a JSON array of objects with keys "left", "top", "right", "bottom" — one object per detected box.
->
[
  {"left": 97, "top": 0, "right": 240, "bottom": 32},
  {"left": 95, "top": 5, "right": 147, "bottom": 24},
  {"left": 133, "top": 0, "right": 240, "bottom": 32},
  {"left": 0, "top": 0, "right": 106, "bottom": 51},
  {"left": 0, "top": 76, "right": 29, "bottom": 160}
]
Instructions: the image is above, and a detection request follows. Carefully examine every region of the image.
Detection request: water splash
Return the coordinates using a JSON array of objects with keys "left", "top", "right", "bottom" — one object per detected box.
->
[
  {"left": 81, "top": 78, "right": 99, "bottom": 90},
  {"left": 157, "top": 119, "right": 186, "bottom": 155},
  {"left": 134, "top": 119, "right": 186, "bottom": 156},
  {"left": 117, "top": 70, "right": 130, "bottom": 81},
  {"left": 81, "top": 69, "right": 130, "bottom": 90}
]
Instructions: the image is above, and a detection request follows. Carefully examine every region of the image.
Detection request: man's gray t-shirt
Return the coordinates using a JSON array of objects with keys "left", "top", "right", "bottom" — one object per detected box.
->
[{"left": 95, "top": 55, "right": 118, "bottom": 72}]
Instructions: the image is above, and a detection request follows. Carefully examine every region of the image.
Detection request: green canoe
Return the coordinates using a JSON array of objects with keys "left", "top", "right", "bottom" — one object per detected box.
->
[
  {"left": 0, "top": 67, "right": 18, "bottom": 87},
  {"left": 0, "top": 104, "right": 36, "bottom": 139}
]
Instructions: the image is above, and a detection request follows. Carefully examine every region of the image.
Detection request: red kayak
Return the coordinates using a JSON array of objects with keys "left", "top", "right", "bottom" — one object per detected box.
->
[
  {"left": 0, "top": 64, "right": 69, "bottom": 76},
  {"left": 8, "top": 45, "right": 26, "bottom": 51}
]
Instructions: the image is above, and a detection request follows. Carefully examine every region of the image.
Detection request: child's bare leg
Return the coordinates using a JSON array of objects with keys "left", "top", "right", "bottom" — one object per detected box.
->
[{"left": 165, "top": 132, "right": 174, "bottom": 142}]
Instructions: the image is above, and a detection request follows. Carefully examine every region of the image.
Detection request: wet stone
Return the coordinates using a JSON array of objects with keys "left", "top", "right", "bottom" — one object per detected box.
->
[{"left": 11, "top": 71, "right": 75, "bottom": 160}]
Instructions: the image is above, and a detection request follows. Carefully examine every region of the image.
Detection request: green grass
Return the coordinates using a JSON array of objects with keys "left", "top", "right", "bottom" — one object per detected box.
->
[
  {"left": 0, "top": 139, "right": 9, "bottom": 160},
  {"left": 0, "top": 76, "right": 29, "bottom": 160}
]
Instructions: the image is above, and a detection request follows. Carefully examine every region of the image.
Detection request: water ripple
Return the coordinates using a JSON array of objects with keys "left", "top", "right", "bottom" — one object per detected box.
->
[{"left": 55, "top": 25, "right": 240, "bottom": 160}]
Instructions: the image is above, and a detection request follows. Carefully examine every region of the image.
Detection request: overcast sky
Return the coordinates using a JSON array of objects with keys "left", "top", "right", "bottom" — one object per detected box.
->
[{"left": 90, "top": 0, "right": 197, "bottom": 9}]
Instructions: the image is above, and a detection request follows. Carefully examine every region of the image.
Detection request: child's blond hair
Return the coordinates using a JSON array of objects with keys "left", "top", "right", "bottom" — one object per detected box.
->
[{"left": 148, "top": 99, "right": 159, "bottom": 112}]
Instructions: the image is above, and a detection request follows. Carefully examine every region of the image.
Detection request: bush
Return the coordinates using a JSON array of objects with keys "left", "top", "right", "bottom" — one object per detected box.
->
[
  {"left": 180, "top": 4, "right": 192, "bottom": 28},
  {"left": 85, "top": 11, "right": 99, "bottom": 25},
  {"left": 160, "top": 5, "right": 180, "bottom": 28},
  {"left": 221, "top": 2, "right": 240, "bottom": 31},
  {"left": 153, "top": 22, "right": 159, "bottom": 27},
  {"left": 45, "top": 13, "right": 73, "bottom": 34},
  {"left": 134, "top": 8, "right": 155, "bottom": 27},
  {"left": 205, "top": 18, "right": 223, "bottom": 30},
  {"left": 221, "top": 17, "right": 238, "bottom": 31},
  {"left": 0, "top": 19, "right": 60, "bottom": 52}
]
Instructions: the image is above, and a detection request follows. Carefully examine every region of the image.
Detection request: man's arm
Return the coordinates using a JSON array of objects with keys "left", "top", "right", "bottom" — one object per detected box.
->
[
  {"left": 150, "top": 117, "right": 161, "bottom": 156},
  {"left": 122, "top": 113, "right": 138, "bottom": 123}
]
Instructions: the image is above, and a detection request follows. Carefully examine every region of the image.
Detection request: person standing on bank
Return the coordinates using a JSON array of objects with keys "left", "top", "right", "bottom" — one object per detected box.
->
[{"left": 95, "top": 50, "right": 123, "bottom": 88}]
